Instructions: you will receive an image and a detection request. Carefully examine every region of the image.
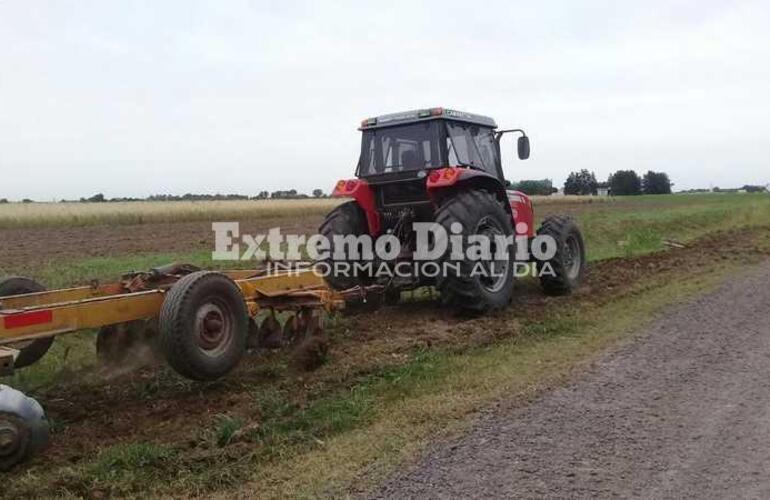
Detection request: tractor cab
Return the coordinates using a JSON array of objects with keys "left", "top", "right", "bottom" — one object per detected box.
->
[
  {"left": 333, "top": 107, "right": 532, "bottom": 237},
  {"left": 356, "top": 108, "right": 508, "bottom": 181}
]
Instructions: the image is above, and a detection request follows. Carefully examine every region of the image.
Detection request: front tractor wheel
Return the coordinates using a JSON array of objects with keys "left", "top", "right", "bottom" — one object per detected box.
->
[
  {"left": 536, "top": 215, "right": 586, "bottom": 295},
  {"left": 435, "top": 189, "right": 515, "bottom": 312},
  {"left": 158, "top": 271, "right": 248, "bottom": 381},
  {"left": 318, "top": 201, "right": 369, "bottom": 291}
]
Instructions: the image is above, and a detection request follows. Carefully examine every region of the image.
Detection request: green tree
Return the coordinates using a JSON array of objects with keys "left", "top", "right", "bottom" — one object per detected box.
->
[
  {"left": 609, "top": 170, "right": 642, "bottom": 196},
  {"left": 642, "top": 171, "right": 672, "bottom": 194},
  {"left": 563, "top": 170, "right": 598, "bottom": 195},
  {"left": 513, "top": 179, "right": 554, "bottom": 196},
  {"left": 312, "top": 189, "right": 324, "bottom": 198}
]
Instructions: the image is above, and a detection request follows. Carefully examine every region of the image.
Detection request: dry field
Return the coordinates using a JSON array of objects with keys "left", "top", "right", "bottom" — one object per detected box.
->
[
  {"left": 0, "top": 195, "right": 614, "bottom": 229},
  {"left": 0, "top": 198, "right": 344, "bottom": 229}
]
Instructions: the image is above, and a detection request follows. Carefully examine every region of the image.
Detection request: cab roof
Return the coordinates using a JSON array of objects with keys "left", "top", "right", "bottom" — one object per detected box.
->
[{"left": 359, "top": 107, "right": 497, "bottom": 130}]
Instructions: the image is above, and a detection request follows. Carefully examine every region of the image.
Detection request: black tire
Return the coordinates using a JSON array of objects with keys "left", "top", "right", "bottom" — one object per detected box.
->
[
  {"left": 0, "top": 277, "right": 54, "bottom": 368},
  {"left": 536, "top": 215, "right": 586, "bottom": 295},
  {"left": 158, "top": 271, "right": 248, "bottom": 381},
  {"left": 318, "top": 201, "right": 369, "bottom": 290},
  {"left": 0, "top": 412, "right": 31, "bottom": 472},
  {"left": 435, "top": 189, "right": 515, "bottom": 312}
]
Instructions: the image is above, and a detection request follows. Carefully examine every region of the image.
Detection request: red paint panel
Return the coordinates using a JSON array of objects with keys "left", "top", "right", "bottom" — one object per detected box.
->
[
  {"left": 4, "top": 310, "right": 53, "bottom": 329},
  {"left": 508, "top": 190, "right": 535, "bottom": 237},
  {"left": 331, "top": 178, "right": 381, "bottom": 235}
]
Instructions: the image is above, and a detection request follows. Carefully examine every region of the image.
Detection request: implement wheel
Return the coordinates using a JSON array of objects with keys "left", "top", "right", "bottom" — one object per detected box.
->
[
  {"left": 0, "top": 386, "right": 49, "bottom": 472},
  {"left": 0, "top": 412, "right": 29, "bottom": 471},
  {"left": 0, "top": 277, "right": 54, "bottom": 369},
  {"left": 158, "top": 271, "right": 248, "bottom": 381}
]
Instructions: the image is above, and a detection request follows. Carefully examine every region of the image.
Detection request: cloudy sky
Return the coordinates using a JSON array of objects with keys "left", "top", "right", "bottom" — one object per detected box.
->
[{"left": 0, "top": 1, "right": 768, "bottom": 200}]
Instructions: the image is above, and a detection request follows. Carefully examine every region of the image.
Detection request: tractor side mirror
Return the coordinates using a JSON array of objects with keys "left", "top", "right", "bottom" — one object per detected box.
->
[{"left": 517, "top": 135, "right": 531, "bottom": 160}]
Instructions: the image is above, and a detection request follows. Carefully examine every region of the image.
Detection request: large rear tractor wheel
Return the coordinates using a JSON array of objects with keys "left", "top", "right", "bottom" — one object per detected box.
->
[
  {"left": 158, "top": 271, "right": 248, "bottom": 381},
  {"left": 0, "top": 277, "right": 54, "bottom": 369},
  {"left": 318, "top": 201, "right": 369, "bottom": 291},
  {"left": 435, "top": 189, "right": 515, "bottom": 312},
  {"left": 536, "top": 215, "right": 586, "bottom": 295}
]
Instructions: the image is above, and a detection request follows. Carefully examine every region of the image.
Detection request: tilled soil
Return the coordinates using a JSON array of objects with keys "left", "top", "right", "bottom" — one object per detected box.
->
[
  {"left": 0, "top": 201, "right": 603, "bottom": 273},
  {"left": 371, "top": 262, "right": 770, "bottom": 499},
  {"left": 0, "top": 217, "right": 322, "bottom": 272}
]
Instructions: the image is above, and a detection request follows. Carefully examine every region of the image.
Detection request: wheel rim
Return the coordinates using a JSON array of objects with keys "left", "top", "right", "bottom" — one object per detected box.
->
[
  {"left": 195, "top": 301, "right": 233, "bottom": 357},
  {"left": 564, "top": 234, "right": 582, "bottom": 280},
  {"left": 475, "top": 216, "right": 510, "bottom": 294},
  {"left": 0, "top": 415, "right": 24, "bottom": 465}
]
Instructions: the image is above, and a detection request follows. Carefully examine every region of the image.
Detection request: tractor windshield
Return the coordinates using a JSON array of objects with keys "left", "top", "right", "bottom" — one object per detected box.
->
[
  {"left": 445, "top": 121, "right": 500, "bottom": 175},
  {"left": 357, "top": 121, "right": 443, "bottom": 176}
]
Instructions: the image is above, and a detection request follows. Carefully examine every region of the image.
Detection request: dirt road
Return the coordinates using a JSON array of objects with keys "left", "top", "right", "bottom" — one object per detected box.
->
[{"left": 372, "top": 262, "right": 770, "bottom": 499}]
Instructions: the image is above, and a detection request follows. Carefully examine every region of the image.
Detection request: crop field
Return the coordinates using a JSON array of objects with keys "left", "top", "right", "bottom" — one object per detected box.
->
[
  {"left": 0, "top": 195, "right": 614, "bottom": 229},
  {"left": 2, "top": 192, "right": 770, "bottom": 498}
]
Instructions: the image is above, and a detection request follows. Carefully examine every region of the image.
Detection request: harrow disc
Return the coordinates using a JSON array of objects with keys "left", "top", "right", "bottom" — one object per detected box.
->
[
  {"left": 283, "top": 309, "right": 312, "bottom": 346},
  {"left": 289, "top": 312, "right": 328, "bottom": 372},
  {"left": 259, "top": 313, "right": 283, "bottom": 349},
  {"left": 246, "top": 318, "right": 261, "bottom": 350},
  {"left": 96, "top": 320, "right": 158, "bottom": 368}
]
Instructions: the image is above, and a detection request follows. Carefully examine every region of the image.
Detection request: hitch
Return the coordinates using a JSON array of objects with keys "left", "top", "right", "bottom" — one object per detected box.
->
[{"left": 0, "top": 347, "right": 18, "bottom": 377}]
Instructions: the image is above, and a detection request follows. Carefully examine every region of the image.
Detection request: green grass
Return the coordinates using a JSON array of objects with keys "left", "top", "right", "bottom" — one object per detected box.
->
[{"left": 565, "top": 193, "right": 770, "bottom": 260}]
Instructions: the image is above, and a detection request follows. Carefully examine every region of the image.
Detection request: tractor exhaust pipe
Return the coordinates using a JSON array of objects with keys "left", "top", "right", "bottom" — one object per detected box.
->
[{"left": 0, "top": 385, "right": 50, "bottom": 472}]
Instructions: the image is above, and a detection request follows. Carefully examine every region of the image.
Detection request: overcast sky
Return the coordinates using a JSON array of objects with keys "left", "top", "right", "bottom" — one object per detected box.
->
[{"left": 1, "top": 1, "right": 768, "bottom": 200}]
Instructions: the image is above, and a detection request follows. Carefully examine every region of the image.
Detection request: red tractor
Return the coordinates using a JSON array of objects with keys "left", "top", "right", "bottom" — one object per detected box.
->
[{"left": 320, "top": 107, "right": 585, "bottom": 312}]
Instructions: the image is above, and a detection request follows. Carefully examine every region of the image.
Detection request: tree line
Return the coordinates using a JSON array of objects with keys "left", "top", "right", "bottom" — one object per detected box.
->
[
  {"left": 61, "top": 189, "right": 328, "bottom": 203},
  {"left": 562, "top": 169, "right": 674, "bottom": 196}
]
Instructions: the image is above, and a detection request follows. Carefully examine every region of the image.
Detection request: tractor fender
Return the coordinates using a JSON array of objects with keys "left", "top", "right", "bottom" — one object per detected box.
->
[
  {"left": 506, "top": 189, "right": 535, "bottom": 237},
  {"left": 426, "top": 168, "right": 534, "bottom": 237},
  {"left": 331, "top": 179, "right": 381, "bottom": 235}
]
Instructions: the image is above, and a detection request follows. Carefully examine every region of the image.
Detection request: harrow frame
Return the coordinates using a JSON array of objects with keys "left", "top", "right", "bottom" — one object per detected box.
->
[{"left": 0, "top": 263, "right": 355, "bottom": 376}]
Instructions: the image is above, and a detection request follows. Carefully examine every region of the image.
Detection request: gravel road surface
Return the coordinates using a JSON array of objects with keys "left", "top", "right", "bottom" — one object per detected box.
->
[{"left": 372, "top": 262, "right": 770, "bottom": 499}]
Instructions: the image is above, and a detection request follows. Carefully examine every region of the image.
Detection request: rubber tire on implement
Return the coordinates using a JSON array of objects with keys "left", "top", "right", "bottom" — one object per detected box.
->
[
  {"left": 536, "top": 215, "right": 586, "bottom": 295},
  {"left": 435, "top": 188, "right": 515, "bottom": 312},
  {"left": 0, "top": 412, "right": 31, "bottom": 472},
  {"left": 318, "top": 200, "right": 369, "bottom": 291},
  {"left": 0, "top": 277, "right": 54, "bottom": 368},
  {"left": 158, "top": 271, "right": 248, "bottom": 381}
]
